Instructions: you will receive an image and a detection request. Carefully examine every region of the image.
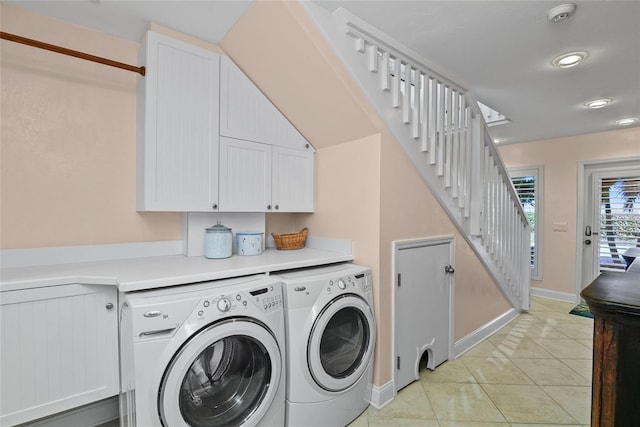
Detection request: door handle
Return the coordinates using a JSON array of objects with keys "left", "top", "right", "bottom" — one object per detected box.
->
[
  {"left": 585, "top": 226, "right": 591, "bottom": 236},
  {"left": 444, "top": 265, "right": 455, "bottom": 274}
]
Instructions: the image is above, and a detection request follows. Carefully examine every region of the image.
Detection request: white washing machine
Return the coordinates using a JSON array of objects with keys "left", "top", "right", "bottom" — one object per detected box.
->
[
  {"left": 119, "top": 274, "right": 286, "bottom": 427},
  {"left": 274, "top": 263, "right": 376, "bottom": 427}
]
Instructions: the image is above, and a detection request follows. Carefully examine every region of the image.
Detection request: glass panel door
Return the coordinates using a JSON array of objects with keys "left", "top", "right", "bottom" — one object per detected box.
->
[{"left": 597, "top": 175, "right": 640, "bottom": 272}]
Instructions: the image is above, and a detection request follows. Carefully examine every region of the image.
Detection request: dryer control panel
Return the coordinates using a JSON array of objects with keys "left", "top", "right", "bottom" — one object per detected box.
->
[{"left": 283, "top": 268, "right": 372, "bottom": 309}]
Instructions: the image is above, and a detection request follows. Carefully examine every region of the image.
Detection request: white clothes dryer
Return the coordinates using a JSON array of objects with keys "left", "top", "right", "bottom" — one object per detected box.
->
[
  {"left": 119, "top": 274, "right": 285, "bottom": 427},
  {"left": 274, "top": 263, "right": 376, "bottom": 427}
]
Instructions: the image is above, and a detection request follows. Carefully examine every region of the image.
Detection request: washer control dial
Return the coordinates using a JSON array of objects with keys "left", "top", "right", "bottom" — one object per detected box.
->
[
  {"left": 337, "top": 279, "right": 347, "bottom": 290},
  {"left": 217, "top": 297, "right": 231, "bottom": 312}
]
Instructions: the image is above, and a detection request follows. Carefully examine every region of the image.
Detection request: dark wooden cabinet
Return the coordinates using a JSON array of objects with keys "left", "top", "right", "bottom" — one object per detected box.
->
[{"left": 582, "top": 267, "right": 640, "bottom": 427}]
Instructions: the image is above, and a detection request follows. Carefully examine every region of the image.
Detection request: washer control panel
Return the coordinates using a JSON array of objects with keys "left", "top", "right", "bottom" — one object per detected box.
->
[{"left": 195, "top": 283, "right": 283, "bottom": 319}]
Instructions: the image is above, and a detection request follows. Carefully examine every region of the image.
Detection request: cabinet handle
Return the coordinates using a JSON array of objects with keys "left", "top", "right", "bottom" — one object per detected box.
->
[
  {"left": 274, "top": 205, "right": 279, "bottom": 210},
  {"left": 212, "top": 203, "right": 218, "bottom": 210},
  {"left": 267, "top": 205, "right": 272, "bottom": 210},
  {"left": 305, "top": 143, "right": 310, "bottom": 149},
  {"left": 106, "top": 302, "right": 114, "bottom": 310}
]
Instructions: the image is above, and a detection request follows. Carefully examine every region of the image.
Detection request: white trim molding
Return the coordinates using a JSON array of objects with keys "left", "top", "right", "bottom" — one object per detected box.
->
[
  {"left": 369, "top": 381, "right": 394, "bottom": 409},
  {"left": 454, "top": 309, "right": 519, "bottom": 358},
  {"left": 531, "top": 286, "right": 579, "bottom": 303},
  {"left": 23, "top": 396, "right": 118, "bottom": 427}
]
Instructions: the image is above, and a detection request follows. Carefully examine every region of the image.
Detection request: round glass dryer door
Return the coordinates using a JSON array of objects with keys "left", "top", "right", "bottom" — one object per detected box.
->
[
  {"left": 159, "top": 319, "right": 281, "bottom": 427},
  {"left": 308, "top": 295, "right": 376, "bottom": 392}
]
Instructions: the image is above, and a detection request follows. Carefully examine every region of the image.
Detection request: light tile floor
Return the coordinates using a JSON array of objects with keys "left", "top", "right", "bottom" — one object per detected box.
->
[{"left": 349, "top": 296, "right": 594, "bottom": 427}]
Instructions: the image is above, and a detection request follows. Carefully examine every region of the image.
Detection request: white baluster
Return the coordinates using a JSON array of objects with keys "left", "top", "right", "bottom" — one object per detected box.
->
[
  {"left": 429, "top": 78, "right": 437, "bottom": 163},
  {"left": 419, "top": 75, "right": 429, "bottom": 150},
  {"left": 464, "top": 105, "right": 472, "bottom": 217},
  {"left": 381, "top": 52, "right": 390, "bottom": 91},
  {"left": 392, "top": 59, "right": 401, "bottom": 108},
  {"left": 368, "top": 45, "right": 378, "bottom": 72},
  {"left": 469, "top": 115, "right": 483, "bottom": 234},
  {"left": 402, "top": 64, "right": 411, "bottom": 123},
  {"left": 444, "top": 86, "right": 452, "bottom": 187},
  {"left": 412, "top": 71, "right": 420, "bottom": 138},
  {"left": 437, "top": 82, "right": 445, "bottom": 176}
]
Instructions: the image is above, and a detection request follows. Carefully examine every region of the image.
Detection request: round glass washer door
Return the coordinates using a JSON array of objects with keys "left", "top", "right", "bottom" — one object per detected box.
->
[
  {"left": 308, "top": 295, "right": 376, "bottom": 392},
  {"left": 159, "top": 319, "right": 282, "bottom": 427}
]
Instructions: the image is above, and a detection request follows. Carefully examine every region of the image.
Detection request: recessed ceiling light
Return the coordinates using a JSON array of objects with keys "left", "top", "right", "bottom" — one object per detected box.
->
[
  {"left": 616, "top": 117, "right": 638, "bottom": 126},
  {"left": 552, "top": 51, "right": 588, "bottom": 68},
  {"left": 585, "top": 98, "right": 612, "bottom": 109}
]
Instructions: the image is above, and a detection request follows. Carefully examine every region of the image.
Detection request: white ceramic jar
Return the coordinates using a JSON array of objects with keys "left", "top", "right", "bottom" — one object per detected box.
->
[
  {"left": 236, "top": 232, "right": 263, "bottom": 256},
  {"left": 204, "top": 221, "right": 233, "bottom": 259}
]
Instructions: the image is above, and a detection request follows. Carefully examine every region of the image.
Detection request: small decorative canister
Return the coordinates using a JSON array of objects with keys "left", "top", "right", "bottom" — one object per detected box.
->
[
  {"left": 236, "top": 232, "right": 264, "bottom": 256},
  {"left": 204, "top": 221, "right": 232, "bottom": 259}
]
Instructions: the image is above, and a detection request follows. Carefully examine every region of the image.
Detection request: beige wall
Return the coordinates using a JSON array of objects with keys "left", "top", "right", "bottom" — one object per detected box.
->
[
  {"left": 3, "top": 0, "right": 516, "bottom": 389},
  {"left": 223, "top": 0, "right": 511, "bottom": 386},
  {"left": 499, "top": 127, "right": 640, "bottom": 295},
  {"left": 0, "top": 4, "right": 182, "bottom": 249},
  {"left": 379, "top": 129, "right": 511, "bottom": 342},
  {"left": 219, "top": 0, "right": 379, "bottom": 148}
]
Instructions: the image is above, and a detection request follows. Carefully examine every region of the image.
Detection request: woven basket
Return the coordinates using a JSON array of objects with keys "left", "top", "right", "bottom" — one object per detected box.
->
[{"left": 271, "top": 228, "right": 308, "bottom": 250}]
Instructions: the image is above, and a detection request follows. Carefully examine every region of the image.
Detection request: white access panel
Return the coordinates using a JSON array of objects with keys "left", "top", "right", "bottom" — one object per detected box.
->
[
  {"left": 0, "top": 284, "right": 119, "bottom": 426},
  {"left": 394, "top": 237, "right": 454, "bottom": 393}
]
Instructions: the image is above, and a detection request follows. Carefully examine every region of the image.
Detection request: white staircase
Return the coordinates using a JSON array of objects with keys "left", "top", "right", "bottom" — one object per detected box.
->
[{"left": 319, "top": 8, "right": 531, "bottom": 311}]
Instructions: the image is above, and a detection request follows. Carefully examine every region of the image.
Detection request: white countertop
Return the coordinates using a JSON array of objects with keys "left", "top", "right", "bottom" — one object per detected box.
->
[{"left": 0, "top": 247, "right": 353, "bottom": 293}]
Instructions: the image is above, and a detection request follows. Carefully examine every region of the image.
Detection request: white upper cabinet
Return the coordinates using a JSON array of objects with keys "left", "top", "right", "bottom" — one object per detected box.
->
[
  {"left": 220, "top": 56, "right": 311, "bottom": 152},
  {"left": 219, "top": 138, "right": 314, "bottom": 213},
  {"left": 137, "top": 32, "right": 314, "bottom": 213},
  {"left": 219, "top": 137, "right": 272, "bottom": 212},
  {"left": 137, "top": 31, "right": 220, "bottom": 212},
  {"left": 272, "top": 146, "right": 314, "bottom": 212}
]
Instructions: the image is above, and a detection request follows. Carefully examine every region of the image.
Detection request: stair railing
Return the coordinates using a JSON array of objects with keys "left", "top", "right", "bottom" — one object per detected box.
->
[{"left": 330, "top": 8, "right": 531, "bottom": 310}]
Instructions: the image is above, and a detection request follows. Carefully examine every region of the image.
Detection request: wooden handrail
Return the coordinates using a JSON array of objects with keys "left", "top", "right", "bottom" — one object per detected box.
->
[{"left": 0, "top": 31, "right": 145, "bottom": 76}]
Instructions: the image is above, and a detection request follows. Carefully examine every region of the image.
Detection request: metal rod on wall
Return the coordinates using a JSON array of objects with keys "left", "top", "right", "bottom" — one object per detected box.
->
[{"left": 0, "top": 31, "right": 146, "bottom": 76}]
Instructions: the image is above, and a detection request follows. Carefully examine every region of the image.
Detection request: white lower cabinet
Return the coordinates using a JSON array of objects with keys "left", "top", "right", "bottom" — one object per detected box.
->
[
  {"left": 219, "top": 137, "right": 314, "bottom": 212},
  {"left": 0, "top": 284, "right": 119, "bottom": 426}
]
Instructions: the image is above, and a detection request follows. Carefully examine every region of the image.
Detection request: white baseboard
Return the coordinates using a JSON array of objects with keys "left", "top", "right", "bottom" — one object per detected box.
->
[
  {"left": 454, "top": 308, "right": 519, "bottom": 358},
  {"left": 1, "top": 240, "right": 183, "bottom": 268},
  {"left": 369, "top": 381, "right": 394, "bottom": 409},
  {"left": 20, "top": 396, "right": 118, "bottom": 427},
  {"left": 531, "top": 286, "right": 579, "bottom": 303}
]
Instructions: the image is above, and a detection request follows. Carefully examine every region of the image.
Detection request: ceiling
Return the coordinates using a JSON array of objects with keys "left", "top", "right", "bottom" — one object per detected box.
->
[{"left": 7, "top": 0, "right": 640, "bottom": 144}]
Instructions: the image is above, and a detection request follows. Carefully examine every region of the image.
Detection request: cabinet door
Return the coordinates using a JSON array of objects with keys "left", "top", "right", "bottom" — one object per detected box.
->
[
  {"left": 220, "top": 56, "right": 310, "bottom": 151},
  {"left": 272, "top": 147, "right": 314, "bottom": 212},
  {"left": 137, "top": 31, "right": 220, "bottom": 211},
  {"left": 0, "top": 285, "right": 119, "bottom": 426},
  {"left": 219, "top": 137, "right": 272, "bottom": 212}
]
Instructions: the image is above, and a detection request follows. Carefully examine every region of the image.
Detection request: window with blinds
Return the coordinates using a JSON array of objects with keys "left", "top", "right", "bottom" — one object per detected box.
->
[
  {"left": 509, "top": 167, "right": 543, "bottom": 280},
  {"left": 598, "top": 176, "right": 640, "bottom": 271}
]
